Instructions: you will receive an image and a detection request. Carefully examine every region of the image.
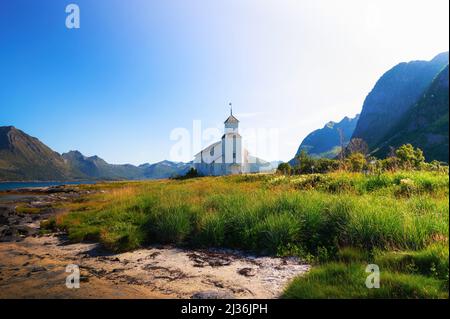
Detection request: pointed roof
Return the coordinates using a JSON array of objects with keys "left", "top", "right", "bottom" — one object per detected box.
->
[
  {"left": 224, "top": 114, "right": 239, "bottom": 124},
  {"left": 224, "top": 105, "right": 239, "bottom": 124}
]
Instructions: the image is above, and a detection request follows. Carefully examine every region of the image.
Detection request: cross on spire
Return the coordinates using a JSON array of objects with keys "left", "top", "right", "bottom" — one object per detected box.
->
[{"left": 229, "top": 102, "right": 232, "bottom": 115}]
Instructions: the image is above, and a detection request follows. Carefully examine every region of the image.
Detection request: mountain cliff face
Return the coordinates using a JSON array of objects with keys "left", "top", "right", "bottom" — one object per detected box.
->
[
  {"left": 0, "top": 127, "right": 192, "bottom": 181},
  {"left": 292, "top": 115, "right": 360, "bottom": 161},
  {"left": 352, "top": 52, "right": 449, "bottom": 149},
  {"left": 372, "top": 65, "right": 449, "bottom": 162},
  {"left": 0, "top": 126, "right": 80, "bottom": 180}
]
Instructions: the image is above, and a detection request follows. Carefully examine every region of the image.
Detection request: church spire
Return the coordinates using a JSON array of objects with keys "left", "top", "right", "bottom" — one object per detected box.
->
[{"left": 224, "top": 102, "right": 239, "bottom": 125}]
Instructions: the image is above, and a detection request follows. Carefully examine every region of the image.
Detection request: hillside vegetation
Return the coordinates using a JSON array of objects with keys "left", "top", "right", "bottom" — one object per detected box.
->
[
  {"left": 43, "top": 169, "right": 449, "bottom": 298},
  {"left": 373, "top": 65, "right": 449, "bottom": 162}
]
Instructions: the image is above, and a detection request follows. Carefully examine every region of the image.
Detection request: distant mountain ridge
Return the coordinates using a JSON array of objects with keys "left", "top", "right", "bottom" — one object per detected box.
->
[
  {"left": 61, "top": 150, "right": 145, "bottom": 180},
  {"left": 289, "top": 114, "right": 359, "bottom": 163},
  {"left": 0, "top": 126, "right": 192, "bottom": 181}
]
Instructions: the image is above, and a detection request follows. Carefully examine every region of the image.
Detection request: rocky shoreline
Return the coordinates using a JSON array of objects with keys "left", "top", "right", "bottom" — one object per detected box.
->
[{"left": 0, "top": 186, "right": 94, "bottom": 242}]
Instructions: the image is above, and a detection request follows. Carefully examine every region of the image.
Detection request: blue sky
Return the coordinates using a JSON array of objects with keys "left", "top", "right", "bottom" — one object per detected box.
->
[{"left": 0, "top": 0, "right": 449, "bottom": 164}]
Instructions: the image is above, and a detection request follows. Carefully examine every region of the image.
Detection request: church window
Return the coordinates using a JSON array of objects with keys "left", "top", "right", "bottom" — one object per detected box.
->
[{"left": 210, "top": 147, "right": 214, "bottom": 156}]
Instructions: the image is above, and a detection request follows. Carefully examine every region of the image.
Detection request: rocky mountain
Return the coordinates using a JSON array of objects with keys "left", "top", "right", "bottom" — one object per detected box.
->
[
  {"left": 61, "top": 151, "right": 144, "bottom": 180},
  {"left": 291, "top": 115, "right": 360, "bottom": 162},
  {"left": 0, "top": 126, "right": 192, "bottom": 181},
  {"left": 352, "top": 52, "right": 449, "bottom": 150},
  {"left": 0, "top": 126, "right": 80, "bottom": 181},
  {"left": 139, "top": 160, "right": 191, "bottom": 179},
  {"left": 372, "top": 64, "right": 449, "bottom": 162}
]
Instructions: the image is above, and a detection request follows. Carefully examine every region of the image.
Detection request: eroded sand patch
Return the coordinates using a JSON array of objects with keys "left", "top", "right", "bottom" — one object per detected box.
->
[{"left": 0, "top": 235, "right": 310, "bottom": 299}]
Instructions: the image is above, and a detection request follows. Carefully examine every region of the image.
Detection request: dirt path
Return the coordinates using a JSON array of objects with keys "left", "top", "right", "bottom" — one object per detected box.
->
[{"left": 0, "top": 235, "right": 309, "bottom": 299}]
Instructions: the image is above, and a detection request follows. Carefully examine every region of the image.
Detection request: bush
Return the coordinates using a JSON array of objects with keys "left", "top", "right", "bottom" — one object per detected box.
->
[
  {"left": 396, "top": 144, "right": 426, "bottom": 170},
  {"left": 345, "top": 152, "right": 367, "bottom": 172},
  {"left": 173, "top": 167, "right": 201, "bottom": 180},
  {"left": 277, "top": 162, "right": 292, "bottom": 175}
]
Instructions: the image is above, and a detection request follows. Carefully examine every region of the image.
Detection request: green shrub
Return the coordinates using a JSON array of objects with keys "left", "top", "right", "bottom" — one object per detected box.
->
[
  {"left": 277, "top": 162, "right": 292, "bottom": 175},
  {"left": 254, "top": 213, "right": 300, "bottom": 254}
]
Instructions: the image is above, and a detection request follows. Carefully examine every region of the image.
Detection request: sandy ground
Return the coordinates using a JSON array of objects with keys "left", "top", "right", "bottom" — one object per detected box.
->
[
  {"left": 0, "top": 186, "right": 310, "bottom": 299},
  {"left": 0, "top": 235, "right": 310, "bottom": 299}
]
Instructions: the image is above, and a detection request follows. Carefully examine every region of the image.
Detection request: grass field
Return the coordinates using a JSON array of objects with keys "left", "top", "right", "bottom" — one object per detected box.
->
[{"left": 43, "top": 171, "right": 449, "bottom": 298}]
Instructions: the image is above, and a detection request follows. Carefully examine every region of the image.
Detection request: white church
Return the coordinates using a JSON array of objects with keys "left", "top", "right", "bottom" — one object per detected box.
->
[{"left": 193, "top": 108, "right": 272, "bottom": 176}]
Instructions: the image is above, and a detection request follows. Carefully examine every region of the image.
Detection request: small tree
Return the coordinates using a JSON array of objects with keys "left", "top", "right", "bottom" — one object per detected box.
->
[
  {"left": 396, "top": 144, "right": 416, "bottom": 169},
  {"left": 395, "top": 144, "right": 425, "bottom": 170},
  {"left": 296, "top": 150, "right": 315, "bottom": 174},
  {"left": 381, "top": 157, "right": 399, "bottom": 171},
  {"left": 345, "top": 152, "right": 366, "bottom": 172},
  {"left": 315, "top": 158, "right": 340, "bottom": 173},
  {"left": 277, "top": 162, "right": 292, "bottom": 175},
  {"left": 366, "top": 156, "right": 381, "bottom": 175},
  {"left": 413, "top": 147, "right": 425, "bottom": 169}
]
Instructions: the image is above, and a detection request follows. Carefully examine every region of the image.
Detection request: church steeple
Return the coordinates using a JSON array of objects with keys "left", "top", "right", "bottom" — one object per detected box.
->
[
  {"left": 224, "top": 102, "right": 239, "bottom": 133},
  {"left": 224, "top": 103, "right": 239, "bottom": 125}
]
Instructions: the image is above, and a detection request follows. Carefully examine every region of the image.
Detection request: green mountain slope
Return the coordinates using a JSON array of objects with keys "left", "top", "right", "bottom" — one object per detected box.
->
[
  {"left": 372, "top": 65, "right": 449, "bottom": 162},
  {"left": 352, "top": 52, "right": 449, "bottom": 148}
]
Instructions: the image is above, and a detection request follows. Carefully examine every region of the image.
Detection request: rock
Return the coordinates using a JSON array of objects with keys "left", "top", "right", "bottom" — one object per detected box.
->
[
  {"left": 0, "top": 207, "right": 14, "bottom": 224},
  {"left": 148, "top": 252, "right": 161, "bottom": 259},
  {"left": 15, "top": 225, "right": 37, "bottom": 237},
  {"left": 237, "top": 267, "right": 257, "bottom": 277},
  {"left": 7, "top": 215, "right": 20, "bottom": 225},
  {"left": 191, "top": 290, "right": 234, "bottom": 299},
  {"left": 30, "top": 201, "right": 51, "bottom": 208},
  {"left": 30, "top": 266, "right": 47, "bottom": 272},
  {"left": 0, "top": 225, "right": 10, "bottom": 237},
  {"left": 111, "top": 268, "right": 125, "bottom": 273},
  {"left": 188, "top": 252, "right": 233, "bottom": 268},
  {"left": 21, "top": 215, "right": 33, "bottom": 224}
]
